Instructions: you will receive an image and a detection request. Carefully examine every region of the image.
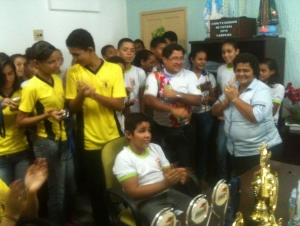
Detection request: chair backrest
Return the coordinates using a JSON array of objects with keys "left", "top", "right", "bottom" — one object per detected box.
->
[{"left": 101, "top": 136, "right": 129, "bottom": 189}]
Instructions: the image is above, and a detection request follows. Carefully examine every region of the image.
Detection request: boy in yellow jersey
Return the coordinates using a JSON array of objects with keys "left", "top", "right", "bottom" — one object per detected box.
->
[{"left": 65, "top": 29, "right": 126, "bottom": 226}]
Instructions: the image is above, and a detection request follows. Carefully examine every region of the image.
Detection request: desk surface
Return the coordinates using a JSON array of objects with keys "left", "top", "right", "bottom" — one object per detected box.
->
[{"left": 239, "top": 160, "right": 300, "bottom": 225}]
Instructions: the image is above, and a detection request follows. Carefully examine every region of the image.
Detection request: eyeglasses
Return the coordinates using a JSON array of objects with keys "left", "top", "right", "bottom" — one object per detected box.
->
[{"left": 167, "top": 57, "right": 185, "bottom": 62}]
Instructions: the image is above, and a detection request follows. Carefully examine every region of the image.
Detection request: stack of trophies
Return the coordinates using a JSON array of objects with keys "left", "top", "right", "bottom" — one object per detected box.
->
[{"left": 150, "top": 142, "right": 283, "bottom": 226}]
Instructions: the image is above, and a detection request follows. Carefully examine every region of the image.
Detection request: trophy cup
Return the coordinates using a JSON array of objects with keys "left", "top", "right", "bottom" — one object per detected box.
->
[
  {"left": 208, "top": 179, "right": 230, "bottom": 225},
  {"left": 250, "top": 142, "right": 282, "bottom": 225},
  {"left": 232, "top": 212, "right": 244, "bottom": 226},
  {"left": 185, "top": 194, "right": 210, "bottom": 226},
  {"left": 232, "top": 142, "right": 283, "bottom": 226},
  {"left": 151, "top": 207, "right": 177, "bottom": 226}
]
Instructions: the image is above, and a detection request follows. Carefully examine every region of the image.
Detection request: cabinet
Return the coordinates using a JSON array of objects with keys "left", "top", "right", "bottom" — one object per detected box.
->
[{"left": 189, "top": 37, "right": 286, "bottom": 83}]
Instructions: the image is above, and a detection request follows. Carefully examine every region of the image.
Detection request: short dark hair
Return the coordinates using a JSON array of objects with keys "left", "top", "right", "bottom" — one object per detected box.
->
[
  {"left": 106, "top": 56, "right": 126, "bottom": 68},
  {"left": 10, "top": 54, "right": 27, "bottom": 64},
  {"left": 134, "top": 39, "right": 145, "bottom": 48},
  {"left": 162, "top": 43, "right": 185, "bottom": 59},
  {"left": 66, "top": 29, "right": 95, "bottom": 51},
  {"left": 0, "top": 57, "right": 20, "bottom": 90},
  {"left": 188, "top": 47, "right": 207, "bottom": 66},
  {"left": 26, "top": 41, "right": 57, "bottom": 61},
  {"left": 233, "top": 53, "right": 260, "bottom": 77},
  {"left": 125, "top": 113, "right": 151, "bottom": 135},
  {"left": 222, "top": 39, "right": 239, "bottom": 50},
  {"left": 162, "top": 31, "right": 178, "bottom": 43},
  {"left": 260, "top": 58, "right": 280, "bottom": 87},
  {"left": 150, "top": 37, "right": 166, "bottom": 48},
  {"left": 133, "top": 49, "right": 154, "bottom": 67},
  {"left": 117, "top": 38, "right": 134, "bottom": 49},
  {"left": 101, "top": 45, "right": 115, "bottom": 57}
]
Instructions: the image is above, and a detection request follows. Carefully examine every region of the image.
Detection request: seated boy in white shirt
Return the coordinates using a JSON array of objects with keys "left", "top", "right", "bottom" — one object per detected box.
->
[{"left": 113, "top": 113, "right": 191, "bottom": 225}]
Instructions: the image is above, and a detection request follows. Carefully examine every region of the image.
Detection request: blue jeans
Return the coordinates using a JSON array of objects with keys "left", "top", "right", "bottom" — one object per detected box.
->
[
  {"left": 0, "top": 150, "right": 30, "bottom": 185},
  {"left": 216, "top": 120, "right": 228, "bottom": 179},
  {"left": 33, "top": 137, "right": 76, "bottom": 224},
  {"left": 191, "top": 111, "right": 214, "bottom": 179}
]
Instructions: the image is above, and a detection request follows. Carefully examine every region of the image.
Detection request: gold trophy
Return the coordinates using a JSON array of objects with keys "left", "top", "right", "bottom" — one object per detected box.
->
[
  {"left": 232, "top": 142, "right": 282, "bottom": 226},
  {"left": 250, "top": 142, "right": 282, "bottom": 225}
]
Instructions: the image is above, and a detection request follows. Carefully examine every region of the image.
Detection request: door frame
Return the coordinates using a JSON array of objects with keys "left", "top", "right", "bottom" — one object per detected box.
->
[{"left": 140, "top": 7, "right": 187, "bottom": 49}]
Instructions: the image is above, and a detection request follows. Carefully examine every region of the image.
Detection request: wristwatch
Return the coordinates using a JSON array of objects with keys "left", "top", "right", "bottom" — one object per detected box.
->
[{"left": 176, "top": 93, "right": 183, "bottom": 99}]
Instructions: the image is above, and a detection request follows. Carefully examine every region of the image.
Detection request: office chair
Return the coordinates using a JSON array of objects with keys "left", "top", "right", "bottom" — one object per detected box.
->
[{"left": 101, "top": 136, "right": 142, "bottom": 226}]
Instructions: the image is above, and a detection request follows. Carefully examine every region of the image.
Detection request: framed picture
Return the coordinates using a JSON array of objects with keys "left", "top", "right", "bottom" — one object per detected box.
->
[{"left": 48, "top": 0, "right": 100, "bottom": 13}]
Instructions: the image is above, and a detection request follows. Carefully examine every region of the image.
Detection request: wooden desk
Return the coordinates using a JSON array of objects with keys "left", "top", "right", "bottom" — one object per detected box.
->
[{"left": 239, "top": 161, "right": 300, "bottom": 225}]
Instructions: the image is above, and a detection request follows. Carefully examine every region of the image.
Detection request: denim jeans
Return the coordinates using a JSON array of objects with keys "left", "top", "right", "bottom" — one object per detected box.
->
[
  {"left": 0, "top": 150, "right": 30, "bottom": 185},
  {"left": 33, "top": 137, "right": 76, "bottom": 224},
  {"left": 191, "top": 111, "right": 214, "bottom": 179},
  {"left": 216, "top": 120, "right": 228, "bottom": 179}
]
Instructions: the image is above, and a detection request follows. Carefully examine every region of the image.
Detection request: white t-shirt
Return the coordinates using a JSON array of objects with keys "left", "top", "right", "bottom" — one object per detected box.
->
[
  {"left": 193, "top": 71, "right": 217, "bottom": 113},
  {"left": 144, "top": 69, "right": 202, "bottom": 127},
  {"left": 21, "top": 79, "right": 31, "bottom": 88},
  {"left": 217, "top": 64, "right": 235, "bottom": 94},
  {"left": 113, "top": 143, "right": 170, "bottom": 186},
  {"left": 271, "top": 83, "right": 285, "bottom": 125},
  {"left": 125, "top": 65, "right": 147, "bottom": 113}
]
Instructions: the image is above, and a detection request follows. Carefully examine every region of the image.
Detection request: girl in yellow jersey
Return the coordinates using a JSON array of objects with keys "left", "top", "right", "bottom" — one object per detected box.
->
[
  {"left": 16, "top": 41, "right": 76, "bottom": 225},
  {"left": 0, "top": 57, "right": 30, "bottom": 185}
]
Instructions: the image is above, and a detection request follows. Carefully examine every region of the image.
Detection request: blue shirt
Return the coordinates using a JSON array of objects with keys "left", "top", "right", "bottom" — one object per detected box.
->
[{"left": 220, "top": 78, "right": 282, "bottom": 157}]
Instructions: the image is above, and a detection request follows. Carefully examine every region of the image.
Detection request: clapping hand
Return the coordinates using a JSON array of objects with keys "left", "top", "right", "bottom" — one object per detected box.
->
[
  {"left": 224, "top": 82, "right": 239, "bottom": 102},
  {"left": 164, "top": 168, "right": 185, "bottom": 187},
  {"left": 77, "top": 81, "right": 95, "bottom": 98},
  {"left": 24, "top": 158, "right": 48, "bottom": 193},
  {"left": 5, "top": 180, "right": 26, "bottom": 219}
]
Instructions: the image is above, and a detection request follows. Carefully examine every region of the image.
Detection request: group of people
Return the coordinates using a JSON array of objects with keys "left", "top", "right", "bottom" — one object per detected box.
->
[{"left": 0, "top": 28, "right": 284, "bottom": 225}]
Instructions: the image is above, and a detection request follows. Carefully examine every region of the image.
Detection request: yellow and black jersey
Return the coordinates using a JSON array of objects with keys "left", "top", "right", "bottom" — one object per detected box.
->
[
  {"left": 66, "top": 61, "right": 126, "bottom": 150},
  {"left": 0, "top": 89, "right": 28, "bottom": 155},
  {"left": 19, "top": 75, "right": 67, "bottom": 141}
]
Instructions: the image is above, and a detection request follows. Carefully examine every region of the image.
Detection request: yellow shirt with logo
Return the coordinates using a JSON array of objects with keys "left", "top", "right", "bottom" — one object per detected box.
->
[
  {"left": 19, "top": 75, "right": 67, "bottom": 141},
  {"left": 66, "top": 61, "right": 126, "bottom": 150},
  {"left": 0, "top": 89, "right": 28, "bottom": 155},
  {"left": 0, "top": 179, "right": 9, "bottom": 221}
]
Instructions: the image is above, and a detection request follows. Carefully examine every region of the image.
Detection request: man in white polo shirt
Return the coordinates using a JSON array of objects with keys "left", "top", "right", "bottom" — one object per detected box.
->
[{"left": 143, "top": 43, "right": 202, "bottom": 168}]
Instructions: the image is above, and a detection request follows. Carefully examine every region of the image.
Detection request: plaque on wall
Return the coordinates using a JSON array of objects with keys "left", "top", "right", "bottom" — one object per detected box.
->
[{"left": 210, "top": 17, "right": 256, "bottom": 39}]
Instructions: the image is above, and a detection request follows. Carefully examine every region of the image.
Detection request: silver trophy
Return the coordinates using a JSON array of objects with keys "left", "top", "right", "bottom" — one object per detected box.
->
[
  {"left": 151, "top": 207, "right": 177, "bottom": 226},
  {"left": 185, "top": 194, "right": 211, "bottom": 226},
  {"left": 208, "top": 179, "right": 230, "bottom": 225}
]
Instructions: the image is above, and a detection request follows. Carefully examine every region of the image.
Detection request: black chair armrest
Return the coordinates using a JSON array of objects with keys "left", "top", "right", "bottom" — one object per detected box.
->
[
  {"left": 188, "top": 173, "right": 201, "bottom": 193},
  {"left": 105, "top": 188, "right": 143, "bottom": 226}
]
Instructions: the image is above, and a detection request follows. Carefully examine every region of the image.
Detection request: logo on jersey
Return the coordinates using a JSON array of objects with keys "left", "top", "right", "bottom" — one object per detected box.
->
[
  {"left": 155, "top": 158, "right": 162, "bottom": 170},
  {"left": 145, "top": 85, "right": 149, "bottom": 90},
  {"left": 101, "top": 80, "right": 109, "bottom": 89},
  {"left": 197, "top": 85, "right": 201, "bottom": 91},
  {"left": 130, "top": 78, "right": 135, "bottom": 87}
]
